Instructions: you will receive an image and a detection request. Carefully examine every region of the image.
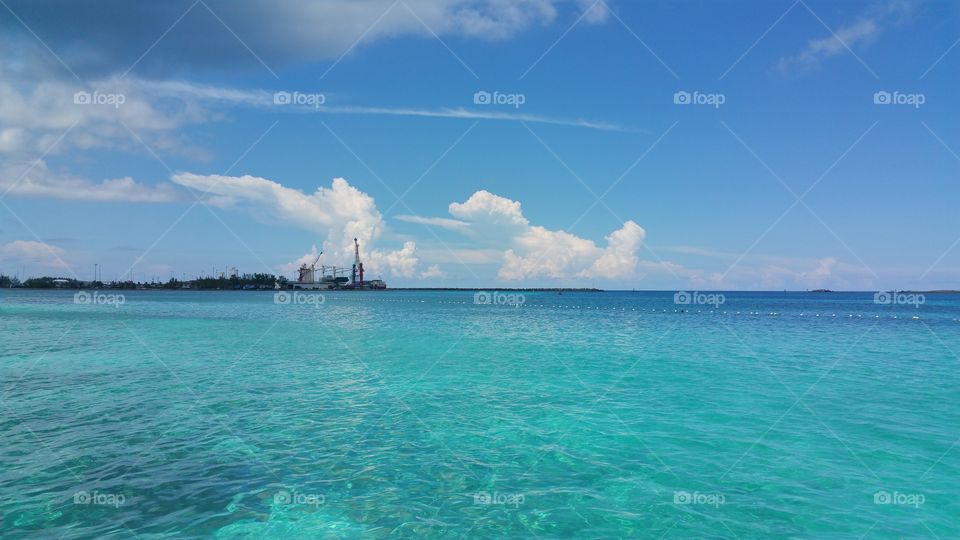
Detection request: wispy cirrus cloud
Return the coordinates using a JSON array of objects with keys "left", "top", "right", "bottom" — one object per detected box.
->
[
  {"left": 776, "top": 1, "right": 912, "bottom": 75},
  {"left": 395, "top": 215, "right": 471, "bottom": 231},
  {"left": 0, "top": 77, "right": 625, "bottom": 165},
  {"left": 300, "top": 105, "right": 628, "bottom": 131},
  {"left": 777, "top": 18, "right": 880, "bottom": 74},
  {"left": 138, "top": 80, "right": 629, "bottom": 131}
]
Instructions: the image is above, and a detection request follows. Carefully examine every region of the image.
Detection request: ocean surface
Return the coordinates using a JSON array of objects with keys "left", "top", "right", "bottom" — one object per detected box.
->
[{"left": 1, "top": 289, "right": 958, "bottom": 539}]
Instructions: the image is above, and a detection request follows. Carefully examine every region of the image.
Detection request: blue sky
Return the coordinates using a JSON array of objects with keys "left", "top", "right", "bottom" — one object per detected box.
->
[{"left": 0, "top": 0, "right": 958, "bottom": 289}]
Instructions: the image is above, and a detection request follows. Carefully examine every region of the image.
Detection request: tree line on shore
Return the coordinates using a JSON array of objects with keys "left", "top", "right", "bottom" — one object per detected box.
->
[{"left": 1, "top": 273, "right": 289, "bottom": 290}]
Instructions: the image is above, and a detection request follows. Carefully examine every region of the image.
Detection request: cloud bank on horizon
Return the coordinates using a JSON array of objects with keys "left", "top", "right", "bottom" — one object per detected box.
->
[
  {"left": 170, "top": 173, "right": 652, "bottom": 282},
  {"left": 6, "top": 163, "right": 864, "bottom": 290}
]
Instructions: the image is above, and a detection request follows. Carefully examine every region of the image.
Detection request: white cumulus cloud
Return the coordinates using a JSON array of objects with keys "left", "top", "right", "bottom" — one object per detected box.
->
[
  {"left": 0, "top": 240, "right": 71, "bottom": 272},
  {"left": 578, "top": 221, "right": 645, "bottom": 278},
  {"left": 279, "top": 245, "right": 323, "bottom": 275},
  {"left": 171, "top": 173, "right": 418, "bottom": 278},
  {"left": 578, "top": 0, "right": 612, "bottom": 25},
  {"left": 445, "top": 190, "right": 646, "bottom": 280},
  {"left": 420, "top": 264, "right": 446, "bottom": 279},
  {"left": 374, "top": 240, "right": 419, "bottom": 278},
  {"left": 1, "top": 159, "right": 181, "bottom": 202}
]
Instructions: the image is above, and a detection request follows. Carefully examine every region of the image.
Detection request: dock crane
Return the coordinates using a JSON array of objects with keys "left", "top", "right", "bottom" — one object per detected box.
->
[
  {"left": 297, "top": 250, "right": 323, "bottom": 283},
  {"left": 319, "top": 264, "right": 349, "bottom": 280},
  {"left": 290, "top": 240, "right": 382, "bottom": 289}
]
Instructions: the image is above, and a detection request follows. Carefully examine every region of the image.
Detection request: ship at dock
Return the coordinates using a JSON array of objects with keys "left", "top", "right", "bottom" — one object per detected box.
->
[{"left": 292, "top": 238, "right": 386, "bottom": 290}]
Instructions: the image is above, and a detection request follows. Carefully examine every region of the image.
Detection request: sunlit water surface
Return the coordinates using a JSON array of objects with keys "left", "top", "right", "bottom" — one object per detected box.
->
[{"left": 1, "top": 290, "right": 958, "bottom": 538}]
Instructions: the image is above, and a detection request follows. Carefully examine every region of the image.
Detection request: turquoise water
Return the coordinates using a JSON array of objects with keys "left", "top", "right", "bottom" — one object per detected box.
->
[{"left": 1, "top": 289, "right": 958, "bottom": 538}]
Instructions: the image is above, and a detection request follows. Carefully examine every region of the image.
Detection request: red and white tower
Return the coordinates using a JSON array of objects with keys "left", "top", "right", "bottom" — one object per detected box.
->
[{"left": 352, "top": 238, "right": 364, "bottom": 288}]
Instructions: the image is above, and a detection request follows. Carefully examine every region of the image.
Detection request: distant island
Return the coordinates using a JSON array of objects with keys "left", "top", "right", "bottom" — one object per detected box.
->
[
  {"left": 0, "top": 274, "right": 287, "bottom": 290},
  {"left": 1, "top": 275, "right": 604, "bottom": 292},
  {"left": 901, "top": 290, "right": 960, "bottom": 294},
  {"left": 807, "top": 289, "right": 960, "bottom": 294}
]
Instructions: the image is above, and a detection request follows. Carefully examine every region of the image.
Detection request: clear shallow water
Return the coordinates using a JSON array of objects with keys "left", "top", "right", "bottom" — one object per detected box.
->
[{"left": 1, "top": 289, "right": 958, "bottom": 538}]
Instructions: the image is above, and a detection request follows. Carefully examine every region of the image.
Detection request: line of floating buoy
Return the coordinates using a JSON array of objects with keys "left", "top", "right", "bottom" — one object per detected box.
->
[{"left": 313, "top": 296, "right": 940, "bottom": 321}]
